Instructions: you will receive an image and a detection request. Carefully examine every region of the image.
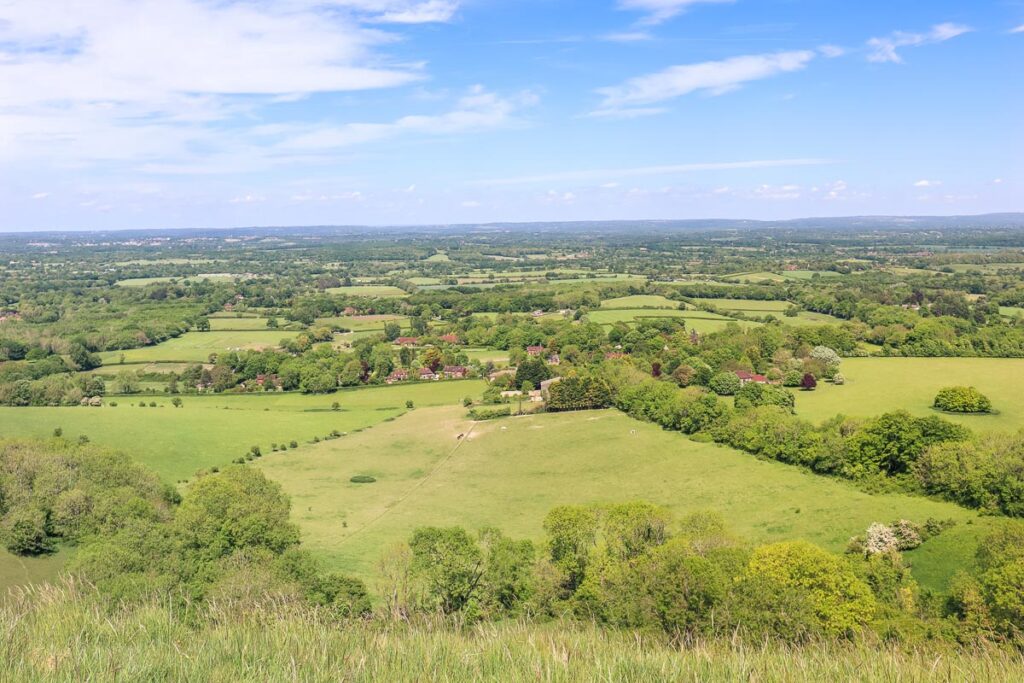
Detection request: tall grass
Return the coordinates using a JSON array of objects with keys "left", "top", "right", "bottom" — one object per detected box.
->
[{"left": 2, "top": 581, "right": 1022, "bottom": 682}]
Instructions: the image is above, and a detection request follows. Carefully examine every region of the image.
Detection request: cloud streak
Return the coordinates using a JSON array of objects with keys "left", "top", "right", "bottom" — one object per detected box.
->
[
  {"left": 617, "top": 0, "right": 734, "bottom": 26},
  {"left": 866, "top": 22, "right": 972, "bottom": 63},
  {"left": 592, "top": 50, "right": 815, "bottom": 117}
]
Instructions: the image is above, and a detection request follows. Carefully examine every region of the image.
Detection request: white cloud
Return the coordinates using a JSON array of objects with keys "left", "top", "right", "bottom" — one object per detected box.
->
[
  {"left": 229, "top": 194, "right": 266, "bottom": 204},
  {"left": 913, "top": 179, "right": 942, "bottom": 187},
  {"left": 367, "top": 1, "right": 460, "bottom": 24},
  {"left": 818, "top": 44, "right": 846, "bottom": 58},
  {"left": 993, "top": 178, "right": 1004, "bottom": 184},
  {"left": 1012, "top": 25, "right": 1024, "bottom": 34},
  {"left": 274, "top": 86, "right": 536, "bottom": 151},
  {"left": 475, "top": 158, "right": 833, "bottom": 186},
  {"left": 752, "top": 184, "right": 802, "bottom": 200},
  {"left": 601, "top": 32, "right": 655, "bottom": 42},
  {"left": 460, "top": 200, "right": 481, "bottom": 207},
  {"left": 618, "top": 0, "right": 734, "bottom": 26},
  {"left": 592, "top": 51, "right": 815, "bottom": 116},
  {"left": 867, "top": 23, "right": 972, "bottom": 64}
]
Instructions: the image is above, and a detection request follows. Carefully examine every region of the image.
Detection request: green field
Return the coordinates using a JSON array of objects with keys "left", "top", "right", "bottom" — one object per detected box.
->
[
  {"left": 586, "top": 308, "right": 757, "bottom": 334},
  {"left": 795, "top": 357, "right": 1024, "bottom": 433},
  {"left": 258, "top": 406, "right": 981, "bottom": 591},
  {"left": 208, "top": 317, "right": 272, "bottom": 330},
  {"left": 97, "top": 330, "right": 300, "bottom": 364},
  {"left": 0, "top": 549, "right": 68, "bottom": 592},
  {"left": 116, "top": 273, "right": 241, "bottom": 287},
  {"left": 316, "top": 314, "right": 409, "bottom": 332},
  {"left": 600, "top": 294, "right": 681, "bottom": 309},
  {"left": 324, "top": 285, "right": 408, "bottom": 297},
  {"left": 699, "top": 298, "right": 791, "bottom": 313},
  {"left": 1000, "top": 306, "right": 1024, "bottom": 319},
  {"left": 779, "top": 311, "right": 846, "bottom": 325},
  {"left": 407, "top": 276, "right": 442, "bottom": 285},
  {"left": 0, "top": 381, "right": 484, "bottom": 483},
  {"left": 464, "top": 348, "right": 511, "bottom": 364}
]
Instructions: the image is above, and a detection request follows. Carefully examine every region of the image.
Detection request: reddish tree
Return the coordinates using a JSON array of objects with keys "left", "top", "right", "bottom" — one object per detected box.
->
[{"left": 801, "top": 373, "right": 818, "bottom": 391}]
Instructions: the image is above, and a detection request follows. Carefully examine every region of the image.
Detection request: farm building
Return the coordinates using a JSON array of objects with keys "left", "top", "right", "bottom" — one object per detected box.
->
[
  {"left": 396, "top": 337, "right": 419, "bottom": 346},
  {"left": 443, "top": 365, "right": 467, "bottom": 379},
  {"left": 418, "top": 367, "right": 439, "bottom": 381},
  {"left": 735, "top": 371, "right": 769, "bottom": 385},
  {"left": 387, "top": 369, "right": 410, "bottom": 384}
]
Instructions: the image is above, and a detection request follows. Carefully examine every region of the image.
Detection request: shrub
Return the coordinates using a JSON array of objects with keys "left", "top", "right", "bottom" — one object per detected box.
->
[
  {"left": 709, "top": 372, "right": 741, "bottom": 396},
  {"left": 350, "top": 475, "right": 376, "bottom": 484},
  {"left": 468, "top": 406, "right": 511, "bottom": 420},
  {"left": 933, "top": 386, "right": 992, "bottom": 414}
]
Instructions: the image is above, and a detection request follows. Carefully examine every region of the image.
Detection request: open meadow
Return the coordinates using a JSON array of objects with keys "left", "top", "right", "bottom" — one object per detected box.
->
[
  {"left": 795, "top": 357, "right": 1024, "bottom": 433},
  {"left": 257, "top": 405, "right": 983, "bottom": 592},
  {"left": 0, "top": 381, "right": 484, "bottom": 482},
  {"left": 96, "top": 330, "right": 300, "bottom": 364}
]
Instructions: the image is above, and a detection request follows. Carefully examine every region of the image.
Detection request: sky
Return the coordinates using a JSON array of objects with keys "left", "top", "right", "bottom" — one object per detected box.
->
[{"left": 0, "top": 0, "right": 1022, "bottom": 231}]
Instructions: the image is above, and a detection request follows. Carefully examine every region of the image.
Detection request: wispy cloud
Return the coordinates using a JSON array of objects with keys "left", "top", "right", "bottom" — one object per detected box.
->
[
  {"left": 866, "top": 22, "right": 972, "bottom": 63},
  {"left": 601, "top": 31, "right": 655, "bottom": 42},
  {"left": 591, "top": 50, "right": 814, "bottom": 117},
  {"left": 618, "top": 0, "right": 734, "bottom": 26},
  {"left": 474, "top": 158, "right": 834, "bottom": 186},
  {"left": 913, "top": 179, "right": 942, "bottom": 187},
  {"left": 1011, "top": 25, "right": 1024, "bottom": 34}
]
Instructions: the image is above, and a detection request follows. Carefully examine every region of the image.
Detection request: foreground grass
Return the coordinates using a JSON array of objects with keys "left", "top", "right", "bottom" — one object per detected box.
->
[
  {"left": 3, "top": 584, "right": 1021, "bottom": 682},
  {"left": 0, "top": 381, "right": 484, "bottom": 482},
  {"left": 259, "top": 406, "right": 983, "bottom": 591},
  {"left": 796, "top": 357, "right": 1024, "bottom": 433}
]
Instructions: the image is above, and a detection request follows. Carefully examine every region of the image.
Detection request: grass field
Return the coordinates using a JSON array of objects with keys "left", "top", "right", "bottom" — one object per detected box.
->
[
  {"left": 325, "top": 285, "right": 408, "bottom": 297},
  {"left": 0, "top": 382, "right": 484, "bottom": 483},
  {"left": 316, "top": 314, "right": 409, "bottom": 332},
  {"left": 0, "top": 549, "right": 68, "bottom": 592},
  {"left": 97, "top": 330, "right": 300, "bottom": 364},
  {"left": 600, "top": 294, "right": 681, "bottom": 309},
  {"left": 115, "top": 273, "right": 241, "bottom": 287},
  {"left": 207, "top": 317, "right": 272, "bottom": 330},
  {"left": 259, "top": 406, "right": 982, "bottom": 591},
  {"left": 795, "top": 357, "right": 1024, "bottom": 433},
  {"left": 407, "top": 276, "right": 442, "bottom": 285},
  {"left": 778, "top": 311, "right": 846, "bottom": 325},
  {"left": 699, "top": 298, "right": 791, "bottom": 313},
  {"left": 464, "top": 348, "right": 510, "bottom": 364}
]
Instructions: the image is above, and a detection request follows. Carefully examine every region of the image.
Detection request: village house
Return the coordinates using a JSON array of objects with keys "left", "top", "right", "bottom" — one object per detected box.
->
[
  {"left": 418, "top": 367, "right": 439, "bottom": 381},
  {"left": 396, "top": 337, "right": 419, "bottom": 346},
  {"left": 735, "top": 370, "right": 769, "bottom": 385},
  {"left": 255, "top": 374, "right": 283, "bottom": 390},
  {"left": 386, "top": 368, "right": 410, "bottom": 384},
  {"left": 439, "top": 333, "right": 460, "bottom": 345},
  {"left": 526, "top": 345, "right": 545, "bottom": 357},
  {"left": 443, "top": 365, "right": 467, "bottom": 379}
]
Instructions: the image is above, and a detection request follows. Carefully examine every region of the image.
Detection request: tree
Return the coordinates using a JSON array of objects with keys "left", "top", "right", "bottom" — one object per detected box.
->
[
  {"left": 114, "top": 369, "right": 140, "bottom": 395},
  {"left": 195, "top": 316, "right": 211, "bottom": 332},
  {"left": 800, "top": 373, "right": 817, "bottom": 391},
  {"left": 709, "top": 372, "right": 741, "bottom": 396},
  {"left": 383, "top": 321, "right": 402, "bottom": 341},
  {"left": 514, "top": 357, "right": 551, "bottom": 390},
  {"left": 408, "top": 526, "right": 484, "bottom": 614},
  {"left": 734, "top": 382, "right": 795, "bottom": 412},
  {"left": 746, "top": 540, "right": 875, "bottom": 635},
  {"left": 69, "top": 343, "right": 101, "bottom": 371},
  {"left": 171, "top": 397, "right": 183, "bottom": 408}
]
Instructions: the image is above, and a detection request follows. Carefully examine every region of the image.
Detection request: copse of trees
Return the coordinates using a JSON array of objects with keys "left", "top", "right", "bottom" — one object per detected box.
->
[{"left": 933, "top": 386, "right": 993, "bottom": 414}]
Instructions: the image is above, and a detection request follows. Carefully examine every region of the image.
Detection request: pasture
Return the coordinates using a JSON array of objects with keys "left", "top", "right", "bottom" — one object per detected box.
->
[
  {"left": 0, "top": 381, "right": 484, "bottom": 482},
  {"left": 97, "top": 330, "right": 300, "bottom": 364},
  {"left": 115, "top": 273, "right": 243, "bottom": 287},
  {"left": 208, "top": 317, "right": 272, "bottom": 331},
  {"left": 325, "top": 285, "right": 408, "bottom": 297},
  {"left": 698, "top": 298, "right": 791, "bottom": 313},
  {"left": 795, "top": 357, "right": 1024, "bottom": 433},
  {"left": 317, "top": 314, "right": 410, "bottom": 332},
  {"left": 599, "top": 294, "right": 681, "bottom": 309},
  {"left": 259, "top": 406, "right": 981, "bottom": 591}
]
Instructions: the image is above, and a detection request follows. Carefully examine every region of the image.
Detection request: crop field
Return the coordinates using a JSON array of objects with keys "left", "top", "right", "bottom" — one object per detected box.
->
[
  {"left": 585, "top": 308, "right": 692, "bottom": 325},
  {"left": 258, "top": 406, "right": 983, "bottom": 591},
  {"left": 0, "top": 381, "right": 484, "bottom": 483},
  {"left": 794, "top": 357, "right": 1024, "bottom": 433},
  {"left": 599, "top": 294, "right": 681, "bottom": 309},
  {"left": 407, "top": 277, "right": 442, "bottom": 285},
  {"left": 325, "top": 285, "right": 409, "bottom": 297},
  {"left": 97, "top": 330, "right": 300, "bottom": 364}
]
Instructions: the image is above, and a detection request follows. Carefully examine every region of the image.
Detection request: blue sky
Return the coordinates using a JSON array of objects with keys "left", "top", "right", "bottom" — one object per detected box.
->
[{"left": 1, "top": 0, "right": 1021, "bottom": 230}]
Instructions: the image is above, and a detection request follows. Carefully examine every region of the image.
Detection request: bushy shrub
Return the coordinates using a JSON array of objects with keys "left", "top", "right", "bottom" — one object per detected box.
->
[
  {"left": 933, "top": 386, "right": 992, "bottom": 413},
  {"left": 350, "top": 475, "right": 376, "bottom": 484},
  {"left": 468, "top": 406, "right": 511, "bottom": 420},
  {"left": 709, "top": 372, "right": 741, "bottom": 396}
]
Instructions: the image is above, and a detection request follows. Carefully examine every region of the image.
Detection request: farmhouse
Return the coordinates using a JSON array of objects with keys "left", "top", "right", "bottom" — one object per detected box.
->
[
  {"left": 735, "top": 370, "right": 769, "bottom": 385},
  {"left": 396, "top": 337, "right": 419, "bottom": 346},
  {"left": 387, "top": 368, "right": 410, "bottom": 384},
  {"left": 443, "top": 365, "right": 467, "bottom": 379},
  {"left": 439, "top": 333, "right": 460, "bottom": 344},
  {"left": 526, "top": 345, "right": 545, "bottom": 356},
  {"left": 418, "top": 367, "right": 439, "bottom": 381}
]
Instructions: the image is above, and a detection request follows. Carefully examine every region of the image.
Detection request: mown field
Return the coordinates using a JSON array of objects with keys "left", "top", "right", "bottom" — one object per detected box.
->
[
  {"left": 0, "top": 381, "right": 484, "bottom": 483},
  {"left": 324, "top": 285, "right": 407, "bottom": 297},
  {"left": 795, "top": 357, "right": 1024, "bottom": 433},
  {"left": 97, "top": 330, "right": 300, "bottom": 364},
  {"left": 599, "top": 294, "right": 681, "bottom": 309},
  {"left": 258, "top": 406, "right": 984, "bottom": 591}
]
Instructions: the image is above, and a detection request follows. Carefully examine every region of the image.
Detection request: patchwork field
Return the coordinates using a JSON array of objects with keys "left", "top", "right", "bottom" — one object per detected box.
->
[
  {"left": 208, "top": 317, "right": 273, "bottom": 330},
  {"left": 97, "top": 330, "right": 300, "bottom": 364},
  {"left": 699, "top": 298, "right": 791, "bottom": 313},
  {"left": 316, "top": 314, "right": 410, "bottom": 332},
  {"left": 0, "top": 381, "right": 484, "bottom": 482},
  {"left": 115, "top": 273, "right": 242, "bottom": 287},
  {"left": 258, "top": 406, "right": 983, "bottom": 592},
  {"left": 795, "top": 357, "right": 1024, "bottom": 433}
]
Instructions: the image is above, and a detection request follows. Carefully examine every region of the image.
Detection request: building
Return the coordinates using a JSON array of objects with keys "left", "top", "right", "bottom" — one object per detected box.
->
[
  {"left": 418, "top": 367, "right": 439, "bottom": 381},
  {"left": 547, "top": 353, "right": 561, "bottom": 365},
  {"left": 526, "top": 345, "right": 545, "bottom": 357},
  {"left": 396, "top": 337, "right": 419, "bottom": 346},
  {"left": 387, "top": 369, "right": 410, "bottom": 384},
  {"left": 735, "top": 370, "right": 769, "bottom": 385},
  {"left": 439, "top": 333, "right": 460, "bottom": 345},
  {"left": 443, "top": 365, "right": 467, "bottom": 379}
]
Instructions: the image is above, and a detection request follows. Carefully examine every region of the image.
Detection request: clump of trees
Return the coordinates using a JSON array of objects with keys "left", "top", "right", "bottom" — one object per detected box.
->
[{"left": 933, "top": 386, "right": 993, "bottom": 413}]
